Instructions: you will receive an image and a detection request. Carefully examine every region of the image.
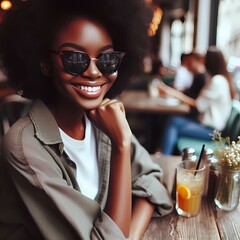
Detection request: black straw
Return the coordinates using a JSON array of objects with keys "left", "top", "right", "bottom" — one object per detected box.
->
[{"left": 194, "top": 144, "right": 205, "bottom": 176}]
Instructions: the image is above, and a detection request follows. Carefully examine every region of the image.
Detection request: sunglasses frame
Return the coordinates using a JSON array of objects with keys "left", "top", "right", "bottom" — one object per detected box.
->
[{"left": 49, "top": 50, "right": 126, "bottom": 76}]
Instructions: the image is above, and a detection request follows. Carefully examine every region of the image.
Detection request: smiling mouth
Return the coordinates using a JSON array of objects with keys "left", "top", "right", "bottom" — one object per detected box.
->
[{"left": 71, "top": 84, "right": 103, "bottom": 93}]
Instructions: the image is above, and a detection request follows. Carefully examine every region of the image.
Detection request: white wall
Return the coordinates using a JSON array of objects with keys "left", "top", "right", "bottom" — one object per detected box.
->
[
  {"left": 159, "top": 22, "right": 171, "bottom": 66},
  {"left": 195, "top": 0, "right": 211, "bottom": 54}
]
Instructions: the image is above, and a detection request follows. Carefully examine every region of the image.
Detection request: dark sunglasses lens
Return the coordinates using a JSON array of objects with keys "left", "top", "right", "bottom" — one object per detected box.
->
[
  {"left": 61, "top": 51, "right": 89, "bottom": 75},
  {"left": 97, "top": 52, "right": 124, "bottom": 75}
]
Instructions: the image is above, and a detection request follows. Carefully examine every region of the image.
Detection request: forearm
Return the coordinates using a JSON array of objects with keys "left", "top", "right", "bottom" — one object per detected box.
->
[
  {"left": 105, "top": 143, "right": 132, "bottom": 237},
  {"left": 87, "top": 99, "right": 132, "bottom": 236},
  {"left": 176, "top": 90, "right": 196, "bottom": 108},
  {"left": 162, "top": 84, "right": 196, "bottom": 108},
  {"left": 129, "top": 197, "right": 155, "bottom": 240}
]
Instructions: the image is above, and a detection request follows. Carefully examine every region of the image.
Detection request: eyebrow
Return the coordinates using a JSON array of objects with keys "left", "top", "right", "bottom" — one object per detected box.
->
[{"left": 59, "top": 43, "right": 113, "bottom": 52}]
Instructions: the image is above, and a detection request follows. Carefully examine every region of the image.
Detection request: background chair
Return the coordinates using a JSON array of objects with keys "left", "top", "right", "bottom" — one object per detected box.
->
[{"left": 0, "top": 95, "right": 31, "bottom": 137}]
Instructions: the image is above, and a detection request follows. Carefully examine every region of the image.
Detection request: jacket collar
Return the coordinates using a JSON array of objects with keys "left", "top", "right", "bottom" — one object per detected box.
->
[
  {"left": 29, "top": 100, "right": 62, "bottom": 146},
  {"left": 28, "top": 99, "right": 111, "bottom": 161}
]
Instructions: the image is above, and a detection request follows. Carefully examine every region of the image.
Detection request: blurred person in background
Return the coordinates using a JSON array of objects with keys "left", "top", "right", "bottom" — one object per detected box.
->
[
  {"left": 151, "top": 58, "right": 175, "bottom": 78},
  {"left": 158, "top": 46, "right": 235, "bottom": 155},
  {"left": 0, "top": 0, "right": 173, "bottom": 239},
  {"left": 174, "top": 51, "right": 206, "bottom": 97},
  {"left": 183, "top": 51, "right": 207, "bottom": 119},
  {"left": 184, "top": 51, "right": 206, "bottom": 99},
  {"left": 173, "top": 52, "right": 194, "bottom": 92}
]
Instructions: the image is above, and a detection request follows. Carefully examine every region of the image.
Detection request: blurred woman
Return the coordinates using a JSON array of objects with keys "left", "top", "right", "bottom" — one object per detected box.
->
[{"left": 159, "top": 46, "right": 235, "bottom": 155}]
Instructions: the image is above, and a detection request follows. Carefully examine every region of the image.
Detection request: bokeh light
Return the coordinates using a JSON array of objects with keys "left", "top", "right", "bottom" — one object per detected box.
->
[
  {"left": 1, "top": 0, "right": 12, "bottom": 11},
  {"left": 148, "top": 6, "right": 163, "bottom": 37}
]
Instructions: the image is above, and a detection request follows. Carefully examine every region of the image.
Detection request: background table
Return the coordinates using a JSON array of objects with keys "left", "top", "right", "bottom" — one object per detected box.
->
[
  {"left": 119, "top": 90, "right": 190, "bottom": 153},
  {"left": 119, "top": 90, "right": 190, "bottom": 114}
]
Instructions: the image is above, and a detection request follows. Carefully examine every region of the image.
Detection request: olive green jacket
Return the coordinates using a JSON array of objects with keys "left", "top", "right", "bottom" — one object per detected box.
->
[{"left": 0, "top": 100, "right": 173, "bottom": 239}]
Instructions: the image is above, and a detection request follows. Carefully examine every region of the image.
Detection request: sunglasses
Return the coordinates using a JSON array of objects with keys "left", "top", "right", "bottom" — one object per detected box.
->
[{"left": 50, "top": 50, "right": 126, "bottom": 76}]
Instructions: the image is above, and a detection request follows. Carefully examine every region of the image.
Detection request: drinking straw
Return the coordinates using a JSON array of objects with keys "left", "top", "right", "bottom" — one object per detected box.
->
[{"left": 194, "top": 144, "right": 205, "bottom": 176}]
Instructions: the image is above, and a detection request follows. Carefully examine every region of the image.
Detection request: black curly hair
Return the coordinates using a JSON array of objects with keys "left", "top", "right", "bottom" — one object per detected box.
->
[{"left": 0, "top": 0, "right": 153, "bottom": 101}]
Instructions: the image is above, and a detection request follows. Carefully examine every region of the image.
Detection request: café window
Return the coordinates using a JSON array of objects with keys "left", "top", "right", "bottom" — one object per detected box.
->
[
  {"left": 217, "top": 0, "right": 240, "bottom": 98},
  {"left": 170, "top": 19, "right": 184, "bottom": 67},
  {"left": 170, "top": 12, "right": 194, "bottom": 68}
]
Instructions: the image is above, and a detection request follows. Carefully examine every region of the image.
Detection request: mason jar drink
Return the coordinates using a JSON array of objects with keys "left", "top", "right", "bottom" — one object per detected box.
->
[{"left": 176, "top": 160, "right": 206, "bottom": 217}]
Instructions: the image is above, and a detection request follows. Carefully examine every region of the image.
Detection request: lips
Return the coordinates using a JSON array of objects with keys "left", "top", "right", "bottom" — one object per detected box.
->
[{"left": 70, "top": 83, "right": 106, "bottom": 99}]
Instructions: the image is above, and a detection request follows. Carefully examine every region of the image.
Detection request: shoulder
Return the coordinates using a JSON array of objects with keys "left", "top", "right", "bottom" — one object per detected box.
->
[
  {"left": 1, "top": 113, "right": 62, "bottom": 185},
  {"left": 1, "top": 115, "right": 36, "bottom": 160},
  {"left": 176, "top": 66, "right": 188, "bottom": 75},
  {"left": 3, "top": 115, "right": 33, "bottom": 142},
  {"left": 211, "top": 74, "right": 228, "bottom": 85}
]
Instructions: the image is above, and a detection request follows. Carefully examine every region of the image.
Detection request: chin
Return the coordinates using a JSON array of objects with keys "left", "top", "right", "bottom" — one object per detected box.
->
[{"left": 78, "top": 98, "right": 103, "bottom": 111}]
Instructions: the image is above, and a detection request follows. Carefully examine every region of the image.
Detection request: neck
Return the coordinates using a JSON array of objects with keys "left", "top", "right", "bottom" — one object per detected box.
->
[{"left": 47, "top": 101, "right": 86, "bottom": 140}]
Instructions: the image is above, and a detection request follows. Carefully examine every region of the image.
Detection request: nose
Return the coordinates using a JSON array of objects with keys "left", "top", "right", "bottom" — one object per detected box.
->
[{"left": 82, "top": 58, "right": 102, "bottom": 79}]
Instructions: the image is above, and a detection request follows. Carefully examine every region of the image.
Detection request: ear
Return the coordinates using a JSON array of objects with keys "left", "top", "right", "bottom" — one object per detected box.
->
[{"left": 40, "top": 61, "right": 50, "bottom": 76}]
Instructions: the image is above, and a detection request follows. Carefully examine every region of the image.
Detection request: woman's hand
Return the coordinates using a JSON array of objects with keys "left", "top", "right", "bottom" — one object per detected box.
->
[{"left": 86, "top": 98, "right": 132, "bottom": 147}]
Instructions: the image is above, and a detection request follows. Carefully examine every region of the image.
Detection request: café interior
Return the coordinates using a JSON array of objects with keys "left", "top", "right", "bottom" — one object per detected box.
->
[
  {"left": 0, "top": 0, "right": 240, "bottom": 239},
  {"left": 0, "top": 0, "right": 239, "bottom": 154},
  {"left": 123, "top": 0, "right": 240, "bottom": 156}
]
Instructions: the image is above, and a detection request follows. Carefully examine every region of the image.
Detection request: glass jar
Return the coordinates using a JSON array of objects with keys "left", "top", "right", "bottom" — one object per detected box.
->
[
  {"left": 214, "top": 167, "right": 240, "bottom": 211},
  {"left": 207, "top": 158, "right": 219, "bottom": 201},
  {"left": 202, "top": 148, "right": 214, "bottom": 196}
]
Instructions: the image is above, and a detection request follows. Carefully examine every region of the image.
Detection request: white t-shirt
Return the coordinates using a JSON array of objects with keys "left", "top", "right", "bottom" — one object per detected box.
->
[
  {"left": 59, "top": 116, "right": 99, "bottom": 200},
  {"left": 196, "top": 74, "right": 232, "bottom": 130},
  {"left": 174, "top": 66, "right": 193, "bottom": 91}
]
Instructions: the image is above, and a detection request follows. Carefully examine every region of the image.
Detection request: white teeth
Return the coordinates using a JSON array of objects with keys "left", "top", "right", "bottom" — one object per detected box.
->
[{"left": 78, "top": 85, "right": 101, "bottom": 92}]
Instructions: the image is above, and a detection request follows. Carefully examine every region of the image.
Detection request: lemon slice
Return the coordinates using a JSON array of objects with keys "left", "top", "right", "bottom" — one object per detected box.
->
[{"left": 177, "top": 185, "right": 191, "bottom": 199}]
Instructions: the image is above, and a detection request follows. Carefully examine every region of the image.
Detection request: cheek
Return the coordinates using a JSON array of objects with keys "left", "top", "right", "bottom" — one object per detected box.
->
[
  {"left": 106, "top": 71, "right": 118, "bottom": 82},
  {"left": 105, "top": 72, "right": 118, "bottom": 90}
]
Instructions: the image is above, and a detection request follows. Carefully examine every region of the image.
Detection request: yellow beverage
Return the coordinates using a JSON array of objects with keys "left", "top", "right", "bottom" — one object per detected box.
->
[{"left": 176, "top": 161, "right": 205, "bottom": 217}]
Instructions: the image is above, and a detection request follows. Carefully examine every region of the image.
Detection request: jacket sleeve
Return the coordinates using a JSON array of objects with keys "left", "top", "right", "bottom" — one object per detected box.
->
[
  {"left": 130, "top": 135, "right": 173, "bottom": 217},
  {"left": 1, "top": 127, "right": 125, "bottom": 240},
  {"left": 91, "top": 211, "right": 126, "bottom": 240}
]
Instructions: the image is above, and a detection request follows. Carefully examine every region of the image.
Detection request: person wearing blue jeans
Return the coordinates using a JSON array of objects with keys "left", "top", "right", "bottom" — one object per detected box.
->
[
  {"left": 161, "top": 115, "right": 213, "bottom": 155},
  {"left": 158, "top": 46, "right": 235, "bottom": 155}
]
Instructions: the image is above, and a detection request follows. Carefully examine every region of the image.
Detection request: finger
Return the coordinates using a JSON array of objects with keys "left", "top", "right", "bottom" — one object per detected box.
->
[
  {"left": 118, "top": 101, "right": 125, "bottom": 113},
  {"left": 99, "top": 98, "right": 118, "bottom": 108},
  {"left": 107, "top": 100, "right": 126, "bottom": 116},
  {"left": 100, "top": 98, "right": 111, "bottom": 106}
]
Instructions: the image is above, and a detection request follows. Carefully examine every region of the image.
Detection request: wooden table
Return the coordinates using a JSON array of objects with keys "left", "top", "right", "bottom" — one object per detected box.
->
[
  {"left": 119, "top": 90, "right": 190, "bottom": 152},
  {"left": 119, "top": 90, "right": 190, "bottom": 114},
  {"left": 143, "top": 154, "right": 240, "bottom": 239},
  {"left": 143, "top": 199, "right": 240, "bottom": 240}
]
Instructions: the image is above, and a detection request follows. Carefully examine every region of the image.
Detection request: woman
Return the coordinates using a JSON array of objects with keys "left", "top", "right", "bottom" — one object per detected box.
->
[
  {"left": 159, "top": 46, "right": 235, "bottom": 155},
  {"left": 0, "top": 0, "right": 173, "bottom": 239}
]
